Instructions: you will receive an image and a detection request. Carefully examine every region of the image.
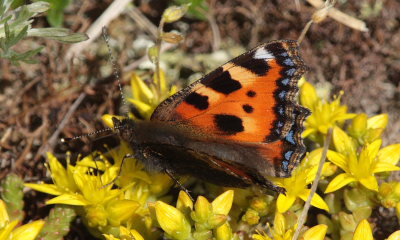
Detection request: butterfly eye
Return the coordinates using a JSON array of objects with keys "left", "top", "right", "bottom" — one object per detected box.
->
[{"left": 112, "top": 117, "right": 121, "bottom": 128}]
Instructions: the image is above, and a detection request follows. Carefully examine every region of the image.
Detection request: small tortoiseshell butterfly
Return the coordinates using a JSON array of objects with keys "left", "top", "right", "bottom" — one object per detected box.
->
[{"left": 112, "top": 40, "right": 310, "bottom": 193}]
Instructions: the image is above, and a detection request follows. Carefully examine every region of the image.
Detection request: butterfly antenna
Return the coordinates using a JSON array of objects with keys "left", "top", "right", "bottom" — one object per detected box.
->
[
  {"left": 102, "top": 26, "right": 129, "bottom": 117},
  {"left": 61, "top": 128, "right": 115, "bottom": 143}
]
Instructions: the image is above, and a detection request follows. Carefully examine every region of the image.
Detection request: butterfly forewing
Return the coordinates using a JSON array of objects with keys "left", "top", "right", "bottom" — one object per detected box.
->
[{"left": 120, "top": 40, "right": 310, "bottom": 191}]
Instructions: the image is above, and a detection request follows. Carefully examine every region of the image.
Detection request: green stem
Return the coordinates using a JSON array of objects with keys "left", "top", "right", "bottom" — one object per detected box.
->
[{"left": 154, "top": 17, "right": 165, "bottom": 101}]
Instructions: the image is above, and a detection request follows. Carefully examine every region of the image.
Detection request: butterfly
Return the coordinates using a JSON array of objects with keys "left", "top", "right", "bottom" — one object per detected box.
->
[{"left": 112, "top": 40, "right": 310, "bottom": 194}]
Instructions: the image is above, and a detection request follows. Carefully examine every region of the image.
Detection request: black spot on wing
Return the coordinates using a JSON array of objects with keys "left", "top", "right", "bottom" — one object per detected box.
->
[
  {"left": 231, "top": 53, "right": 270, "bottom": 76},
  {"left": 184, "top": 92, "right": 209, "bottom": 110},
  {"left": 242, "top": 104, "right": 254, "bottom": 113},
  {"left": 247, "top": 90, "right": 256, "bottom": 97},
  {"left": 265, "top": 42, "right": 287, "bottom": 55},
  {"left": 214, "top": 114, "right": 244, "bottom": 135},
  {"left": 202, "top": 68, "right": 242, "bottom": 95}
]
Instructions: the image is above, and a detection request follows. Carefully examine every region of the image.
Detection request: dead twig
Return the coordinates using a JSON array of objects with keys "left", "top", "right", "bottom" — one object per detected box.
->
[
  {"left": 292, "top": 128, "right": 333, "bottom": 240},
  {"left": 126, "top": 5, "right": 158, "bottom": 38},
  {"left": 65, "top": 0, "right": 133, "bottom": 61},
  {"left": 37, "top": 92, "right": 86, "bottom": 159},
  {"left": 307, "top": 0, "right": 368, "bottom": 32}
]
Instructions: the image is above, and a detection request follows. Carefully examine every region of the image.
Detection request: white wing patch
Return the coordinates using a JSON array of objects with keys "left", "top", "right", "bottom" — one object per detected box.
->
[{"left": 254, "top": 47, "right": 275, "bottom": 60}]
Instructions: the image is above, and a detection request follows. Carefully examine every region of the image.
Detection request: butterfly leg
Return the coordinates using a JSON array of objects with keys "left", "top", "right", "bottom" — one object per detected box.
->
[
  {"left": 165, "top": 168, "right": 194, "bottom": 202},
  {"left": 102, "top": 153, "right": 135, "bottom": 188},
  {"left": 140, "top": 147, "right": 195, "bottom": 201}
]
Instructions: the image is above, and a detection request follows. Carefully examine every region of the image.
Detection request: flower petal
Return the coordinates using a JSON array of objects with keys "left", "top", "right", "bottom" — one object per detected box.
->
[
  {"left": 46, "top": 194, "right": 90, "bottom": 206},
  {"left": 302, "top": 128, "right": 317, "bottom": 138},
  {"left": 352, "top": 219, "right": 373, "bottom": 240},
  {"left": 373, "top": 162, "right": 400, "bottom": 173},
  {"left": 367, "top": 114, "right": 388, "bottom": 129},
  {"left": 11, "top": 220, "right": 45, "bottom": 240},
  {"left": 0, "top": 220, "right": 18, "bottom": 240},
  {"left": 367, "top": 139, "right": 382, "bottom": 160},
  {"left": 302, "top": 224, "right": 328, "bottom": 240},
  {"left": 333, "top": 126, "right": 355, "bottom": 155},
  {"left": 327, "top": 150, "right": 348, "bottom": 172},
  {"left": 127, "top": 98, "right": 152, "bottom": 113},
  {"left": 378, "top": 144, "right": 400, "bottom": 165},
  {"left": 0, "top": 200, "right": 10, "bottom": 225},
  {"left": 386, "top": 230, "right": 400, "bottom": 240},
  {"left": 24, "top": 183, "right": 63, "bottom": 196},
  {"left": 325, "top": 173, "right": 356, "bottom": 193},
  {"left": 130, "top": 73, "right": 154, "bottom": 101},
  {"left": 277, "top": 194, "right": 296, "bottom": 213},
  {"left": 359, "top": 176, "right": 379, "bottom": 191},
  {"left": 300, "top": 81, "right": 319, "bottom": 109},
  {"left": 298, "top": 190, "right": 329, "bottom": 212}
]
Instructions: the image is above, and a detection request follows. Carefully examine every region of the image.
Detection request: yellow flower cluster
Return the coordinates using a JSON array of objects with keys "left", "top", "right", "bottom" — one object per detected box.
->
[
  {"left": 0, "top": 200, "right": 44, "bottom": 240},
  {"left": 25, "top": 142, "right": 173, "bottom": 239},
  {"left": 252, "top": 212, "right": 328, "bottom": 240},
  {"left": 23, "top": 63, "right": 400, "bottom": 239},
  {"left": 153, "top": 190, "right": 236, "bottom": 240}
]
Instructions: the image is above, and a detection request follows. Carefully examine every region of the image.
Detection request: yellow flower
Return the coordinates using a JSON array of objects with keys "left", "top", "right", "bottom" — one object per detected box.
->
[
  {"left": 24, "top": 152, "right": 78, "bottom": 196},
  {"left": 128, "top": 71, "right": 177, "bottom": 120},
  {"left": 25, "top": 151, "right": 140, "bottom": 229},
  {"left": 325, "top": 127, "right": 400, "bottom": 193},
  {"left": 154, "top": 190, "right": 234, "bottom": 239},
  {"left": 271, "top": 160, "right": 329, "bottom": 213},
  {"left": 348, "top": 113, "right": 388, "bottom": 145},
  {"left": 300, "top": 81, "right": 355, "bottom": 143},
  {"left": 251, "top": 212, "right": 327, "bottom": 240},
  {"left": 0, "top": 200, "right": 45, "bottom": 240}
]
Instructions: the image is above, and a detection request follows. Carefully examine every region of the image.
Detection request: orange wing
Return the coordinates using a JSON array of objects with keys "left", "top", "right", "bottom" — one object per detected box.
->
[{"left": 151, "top": 40, "right": 308, "bottom": 144}]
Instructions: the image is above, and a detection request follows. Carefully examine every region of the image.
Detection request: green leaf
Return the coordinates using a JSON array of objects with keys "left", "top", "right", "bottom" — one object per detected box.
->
[
  {"left": 28, "top": 27, "right": 88, "bottom": 43},
  {"left": 27, "top": 1, "right": 50, "bottom": 13},
  {"left": 8, "top": 25, "right": 28, "bottom": 47},
  {"left": 41, "top": 0, "right": 71, "bottom": 27},
  {"left": 174, "top": 0, "right": 208, "bottom": 20},
  {"left": 0, "top": 0, "right": 14, "bottom": 16}
]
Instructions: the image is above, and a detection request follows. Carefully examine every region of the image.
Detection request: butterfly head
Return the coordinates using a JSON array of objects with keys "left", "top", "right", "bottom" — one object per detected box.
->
[{"left": 112, "top": 117, "right": 136, "bottom": 143}]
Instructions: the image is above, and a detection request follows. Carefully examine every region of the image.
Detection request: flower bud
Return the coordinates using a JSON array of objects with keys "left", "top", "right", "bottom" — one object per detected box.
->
[
  {"left": 162, "top": 32, "right": 184, "bottom": 44},
  {"left": 147, "top": 45, "right": 159, "bottom": 64},
  {"left": 215, "top": 222, "right": 233, "bottom": 240},
  {"left": 208, "top": 214, "right": 227, "bottom": 228},
  {"left": 241, "top": 209, "right": 260, "bottom": 225},
  {"left": 317, "top": 214, "right": 333, "bottom": 234},
  {"left": 86, "top": 204, "right": 108, "bottom": 227},
  {"left": 192, "top": 196, "right": 212, "bottom": 224},
  {"left": 155, "top": 201, "right": 191, "bottom": 240},
  {"left": 177, "top": 190, "right": 193, "bottom": 212},
  {"left": 162, "top": 4, "right": 190, "bottom": 23},
  {"left": 211, "top": 190, "right": 234, "bottom": 215},
  {"left": 338, "top": 212, "right": 356, "bottom": 232}
]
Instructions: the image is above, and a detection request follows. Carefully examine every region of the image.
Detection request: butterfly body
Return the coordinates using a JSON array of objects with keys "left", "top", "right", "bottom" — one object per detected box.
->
[{"left": 113, "top": 40, "right": 310, "bottom": 193}]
